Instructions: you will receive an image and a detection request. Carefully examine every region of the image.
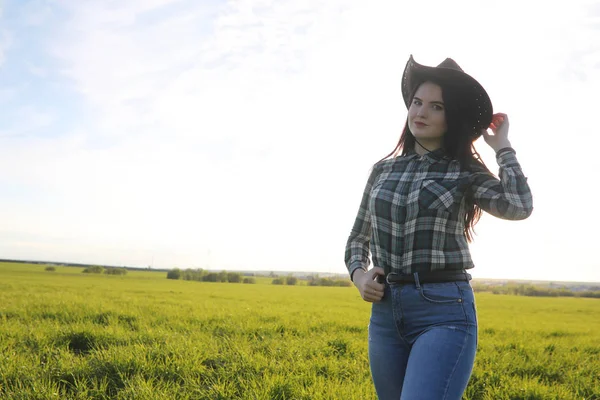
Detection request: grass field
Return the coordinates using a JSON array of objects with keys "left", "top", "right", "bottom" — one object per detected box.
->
[{"left": 0, "top": 262, "right": 598, "bottom": 399}]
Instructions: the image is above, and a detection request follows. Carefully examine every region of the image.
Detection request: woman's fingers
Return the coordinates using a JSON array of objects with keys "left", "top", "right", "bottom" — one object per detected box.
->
[
  {"left": 491, "top": 113, "right": 509, "bottom": 130},
  {"left": 360, "top": 267, "right": 385, "bottom": 302},
  {"left": 369, "top": 267, "right": 385, "bottom": 281},
  {"left": 365, "top": 286, "right": 383, "bottom": 297},
  {"left": 364, "top": 293, "right": 381, "bottom": 302},
  {"left": 363, "top": 284, "right": 384, "bottom": 302}
]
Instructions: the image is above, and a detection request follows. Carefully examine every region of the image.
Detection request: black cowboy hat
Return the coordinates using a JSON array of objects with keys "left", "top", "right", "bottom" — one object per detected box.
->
[{"left": 401, "top": 54, "right": 493, "bottom": 138}]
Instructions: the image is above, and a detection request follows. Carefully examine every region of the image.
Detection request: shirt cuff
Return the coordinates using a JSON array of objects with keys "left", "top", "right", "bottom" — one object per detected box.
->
[
  {"left": 496, "top": 148, "right": 520, "bottom": 167},
  {"left": 495, "top": 147, "right": 516, "bottom": 157}
]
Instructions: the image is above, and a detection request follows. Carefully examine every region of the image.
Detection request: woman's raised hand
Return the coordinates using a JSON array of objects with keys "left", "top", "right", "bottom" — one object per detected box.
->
[{"left": 482, "top": 113, "right": 512, "bottom": 152}]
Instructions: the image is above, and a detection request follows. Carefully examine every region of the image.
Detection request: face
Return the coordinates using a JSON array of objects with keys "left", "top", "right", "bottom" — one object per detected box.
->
[{"left": 408, "top": 81, "right": 447, "bottom": 144}]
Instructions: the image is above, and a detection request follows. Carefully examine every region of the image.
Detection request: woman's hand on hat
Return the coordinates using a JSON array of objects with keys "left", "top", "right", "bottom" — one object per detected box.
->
[
  {"left": 353, "top": 267, "right": 385, "bottom": 302},
  {"left": 482, "top": 113, "right": 512, "bottom": 152}
]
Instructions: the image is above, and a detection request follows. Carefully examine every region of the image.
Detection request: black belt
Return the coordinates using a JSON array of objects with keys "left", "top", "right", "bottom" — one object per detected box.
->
[{"left": 381, "top": 270, "right": 472, "bottom": 285}]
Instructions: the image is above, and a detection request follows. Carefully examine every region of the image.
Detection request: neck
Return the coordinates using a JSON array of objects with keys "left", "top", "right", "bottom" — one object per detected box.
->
[{"left": 414, "top": 138, "right": 443, "bottom": 156}]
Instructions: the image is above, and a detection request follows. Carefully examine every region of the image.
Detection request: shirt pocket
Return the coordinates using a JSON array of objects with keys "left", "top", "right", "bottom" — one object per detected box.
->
[{"left": 418, "top": 179, "right": 459, "bottom": 212}]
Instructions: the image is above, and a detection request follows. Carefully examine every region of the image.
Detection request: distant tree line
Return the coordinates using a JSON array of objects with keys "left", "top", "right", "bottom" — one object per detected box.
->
[
  {"left": 307, "top": 277, "right": 352, "bottom": 287},
  {"left": 166, "top": 268, "right": 255, "bottom": 284},
  {"left": 104, "top": 267, "right": 128, "bottom": 276},
  {"left": 81, "top": 265, "right": 128, "bottom": 275},
  {"left": 271, "top": 276, "right": 298, "bottom": 285},
  {"left": 271, "top": 275, "right": 352, "bottom": 287},
  {"left": 472, "top": 283, "right": 600, "bottom": 299}
]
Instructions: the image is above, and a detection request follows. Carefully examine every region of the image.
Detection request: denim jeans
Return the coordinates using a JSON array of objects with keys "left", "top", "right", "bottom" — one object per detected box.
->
[{"left": 368, "top": 275, "right": 478, "bottom": 400}]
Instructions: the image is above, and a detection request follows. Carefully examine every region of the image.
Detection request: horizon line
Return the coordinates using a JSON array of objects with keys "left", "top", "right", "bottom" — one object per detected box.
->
[{"left": 2, "top": 258, "right": 598, "bottom": 285}]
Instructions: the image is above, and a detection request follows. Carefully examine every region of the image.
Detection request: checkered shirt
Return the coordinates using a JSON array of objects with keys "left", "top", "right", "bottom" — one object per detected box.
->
[{"left": 345, "top": 148, "right": 533, "bottom": 278}]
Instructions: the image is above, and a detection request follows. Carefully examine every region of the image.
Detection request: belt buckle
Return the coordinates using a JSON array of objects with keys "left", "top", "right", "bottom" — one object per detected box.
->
[{"left": 386, "top": 272, "right": 399, "bottom": 285}]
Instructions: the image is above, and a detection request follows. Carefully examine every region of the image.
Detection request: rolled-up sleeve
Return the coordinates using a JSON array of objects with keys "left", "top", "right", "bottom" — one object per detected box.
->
[
  {"left": 345, "top": 165, "right": 381, "bottom": 277},
  {"left": 469, "top": 151, "right": 533, "bottom": 220}
]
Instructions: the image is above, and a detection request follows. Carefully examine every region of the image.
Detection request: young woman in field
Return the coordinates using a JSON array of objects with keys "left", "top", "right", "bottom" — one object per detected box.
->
[{"left": 344, "top": 55, "right": 533, "bottom": 399}]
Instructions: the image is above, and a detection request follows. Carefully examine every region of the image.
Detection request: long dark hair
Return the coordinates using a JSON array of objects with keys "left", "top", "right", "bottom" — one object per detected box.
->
[{"left": 379, "top": 79, "right": 490, "bottom": 242}]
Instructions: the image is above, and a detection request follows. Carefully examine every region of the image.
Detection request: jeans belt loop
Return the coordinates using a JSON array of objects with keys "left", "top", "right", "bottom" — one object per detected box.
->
[{"left": 413, "top": 272, "right": 421, "bottom": 289}]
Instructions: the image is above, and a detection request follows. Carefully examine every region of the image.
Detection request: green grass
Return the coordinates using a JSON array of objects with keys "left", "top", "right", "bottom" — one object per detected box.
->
[{"left": 0, "top": 262, "right": 598, "bottom": 399}]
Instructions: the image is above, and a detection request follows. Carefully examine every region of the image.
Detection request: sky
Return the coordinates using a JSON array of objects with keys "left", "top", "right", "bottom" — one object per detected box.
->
[{"left": 0, "top": 0, "right": 599, "bottom": 282}]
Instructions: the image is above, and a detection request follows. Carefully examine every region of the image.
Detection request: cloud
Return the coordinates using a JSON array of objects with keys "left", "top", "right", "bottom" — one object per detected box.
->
[
  {"left": 0, "top": 106, "right": 55, "bottom": 138},
  {"left": 17, "top": 0, "right": 55, "bottom": 26},
  {"left": 0, "top": 0, "right": 7, "bottom": 66},
  {"left": 0, "top": 86, "right": 19, "bottom": 105},
  {"left": 26, "top": 62, "right": 48, "bottom": 77},
  {"left": 50, "top": 0, "right": 357, "bottom": 139},
  {"left": 560, "top": 2, "right": 600, "bottom": 81},
  {"left": 0, "top": 30, "right": 11, "bottom": 68},
  {"left": 50, "top": 0, "right": 595, "bottom": 149}
]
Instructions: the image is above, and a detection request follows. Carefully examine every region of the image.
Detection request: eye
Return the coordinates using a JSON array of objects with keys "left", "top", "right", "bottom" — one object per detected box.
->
[
  {"left": 412, "top": 99, "right": 422, "bottom": 106},
  {"left": 433, "top": 104, "right": 444, "bottom": 111}
]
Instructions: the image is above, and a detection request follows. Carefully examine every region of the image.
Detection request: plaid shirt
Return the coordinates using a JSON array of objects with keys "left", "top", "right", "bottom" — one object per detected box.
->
[{"left": 345, "top": 148, "right": 533, "bottom": 277}]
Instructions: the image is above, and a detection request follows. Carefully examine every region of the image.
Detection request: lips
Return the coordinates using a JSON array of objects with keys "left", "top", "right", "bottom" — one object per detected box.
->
[{"left": 414, "top": 122, "right": 428, "bottom": 127}]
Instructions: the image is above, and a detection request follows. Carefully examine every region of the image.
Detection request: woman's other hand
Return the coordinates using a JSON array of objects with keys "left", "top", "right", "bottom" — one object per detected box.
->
[{"left": 353, "top": 267, "right": 385, "bottom": 302}]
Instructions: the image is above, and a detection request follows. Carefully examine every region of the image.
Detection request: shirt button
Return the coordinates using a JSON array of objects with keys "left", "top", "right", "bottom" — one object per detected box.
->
[{"left": 457, "top": 298, "right": 463, "bottom": 303}]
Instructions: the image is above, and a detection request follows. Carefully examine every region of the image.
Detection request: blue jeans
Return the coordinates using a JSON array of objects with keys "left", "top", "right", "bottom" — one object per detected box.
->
[{"left": 368, "top": 276, "right": 478, "bottom": 400}]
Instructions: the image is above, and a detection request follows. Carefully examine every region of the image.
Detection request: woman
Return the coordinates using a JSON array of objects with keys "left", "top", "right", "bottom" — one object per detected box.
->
[{"left": 344, "top": 55, "right": 533, "bottom": 399}]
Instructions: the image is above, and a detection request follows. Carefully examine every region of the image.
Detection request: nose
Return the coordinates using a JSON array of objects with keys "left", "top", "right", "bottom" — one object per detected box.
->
[{"left": 416, "top": 106, "right": 428, "bottom": 118}]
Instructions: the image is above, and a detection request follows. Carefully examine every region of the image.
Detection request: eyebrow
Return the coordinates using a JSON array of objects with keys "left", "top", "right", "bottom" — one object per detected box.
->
[{"left": 414, "top": 96, "right": 445, "bottom": 106}]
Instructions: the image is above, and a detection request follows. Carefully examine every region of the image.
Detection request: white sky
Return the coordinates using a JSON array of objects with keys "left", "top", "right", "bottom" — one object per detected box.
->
[{"left": 0, "top": 0, "right": 599, "bottom": 282}]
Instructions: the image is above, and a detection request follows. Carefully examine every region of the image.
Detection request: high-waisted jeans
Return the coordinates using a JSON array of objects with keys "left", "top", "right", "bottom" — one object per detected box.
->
[{"left": 368, "top": 276, "right": 478, "bottom": 400}]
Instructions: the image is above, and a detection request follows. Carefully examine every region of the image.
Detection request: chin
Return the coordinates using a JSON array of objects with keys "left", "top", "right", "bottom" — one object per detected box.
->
[
  {"left": 412, "top": 128, "right": 442, "bottom": 140},
  {"left": 411, "top": 130, "right": 430, "bottom": 139}
]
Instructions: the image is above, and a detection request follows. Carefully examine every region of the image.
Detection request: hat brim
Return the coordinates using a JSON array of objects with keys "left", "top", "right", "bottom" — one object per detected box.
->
[{"left": 402, "top": 55, "right": 493, "bottom": 137}]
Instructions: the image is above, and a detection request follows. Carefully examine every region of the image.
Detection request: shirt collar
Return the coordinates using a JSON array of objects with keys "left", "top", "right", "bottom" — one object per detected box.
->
[{"left": 406, "top": 147, "right": 449, "bottom": 163}]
